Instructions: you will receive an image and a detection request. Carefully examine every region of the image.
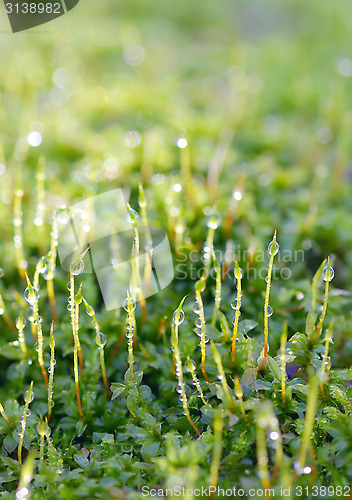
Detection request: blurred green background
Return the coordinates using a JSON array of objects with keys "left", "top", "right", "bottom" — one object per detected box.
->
[{"left": 1, "top": 0, "right": 352, "bottom": 347}]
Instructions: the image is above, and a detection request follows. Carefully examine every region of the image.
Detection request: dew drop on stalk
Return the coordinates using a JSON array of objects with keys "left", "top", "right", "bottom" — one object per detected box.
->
[
  {"left": 234, "top": 266, "right": 243, "bottom": 280},
  {"left": 96, "top": 332, "right": 107, "bottom": 348},
  {"left": 37, "top": 256, "right": 50, "bottom": 274},
  {"left": 127, "top": 209, "right": 139, "bottom": 224},
  {"left": 193, "top": 302, "right": 200, "bottom": 315},
  {"left": 195, "top": 317, "right": 203, "bottom": 328},
  {"left": 206, "top": 212, "right": 221, "bottom": 229},
  {"left": 173, "top": 309, "right": 185, "bottom": 325},
  {"left": 123, "top": 297, "right": 136, "bottom": 312},
  {"left": 268, "top": 240, "right": 279, "bottom": 257},
  {"left": 296, "top": 291, "right": 304, "bottom": 301},
  {"left": 26, "top": 309, "right": 34, "bottom": 323},
  {"left": 34, "top": 342, "right": 40, "bottom": 352},
  {"left": 322, "top": 264, "right": 334, "bottom": 282},
  {"left": 56, "top": 208, "right": 70, "bottom": 225},
  {"left": 266, "top": 305, "right": 273, "bottom": 317},
  {"left": 16, "top": 316, "right": 27, "bottom": 329},
  {"left": 185, "top": 358, "right": 196, "bottom": 372},
  {"left": 231, "top": 298, "right": 241, "bottom": 310},
  {"left": 24, "top": 287, "right": 39, "bottom": 305},
  {"left": 34, "top": 316, "right": 43, "bottom": 325},
  {"left": 71, "top": 260, "right": 84, "bottom": 276},
  {"left": 24, "top": 390, "right": 34, "bottom": 403},
  {"left": 232, "top": 314, "right": 241, "bottom": 325}
]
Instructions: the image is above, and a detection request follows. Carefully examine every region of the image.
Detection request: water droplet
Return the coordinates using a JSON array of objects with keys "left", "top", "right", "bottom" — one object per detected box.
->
[
  {"left": 56, "top": 208, "right": 70, "bottom": 225},
  {"left": 124, "top": 130, "right": 142, "bottom": 148},
  {"left": 71, "top": 260, "right": 84, "bottom": 276},
  {"left": 26, "top": 307, "right": 35, "bottom": 322},
  {"left": 185, "top": 358, "right": 196, "bottom": 372},
  {"left": 231, "top": 298, "right": 241, "bottom": 310},
  {"left": 296, "top": 291, "right": 304, "bottom": 301},
  {"left": 34, "top": 342, "right": 40, "bottom": 352},
  {"left": 265, "top": 275, "right": 269, "bottom": 284},
  {"left": 322, "top": 264, "right": 334, "bottom": 282},
  {"left": 303, "top": 466, "right": 312, "bottom": 475},
  {"left": 95, "top": 332, "right": 107, "bottom": 348},
  {"left": 34, "top": 316, "right": 43, "bottom": 325},
  {"left": 204, "top": 336, "right": 209, "bottom": 343},
  {"left": 127, "top": 208, "right": 139, "bottom": 224},
  {"left": 16, "top": 316, "right": 27, "bottom": 329},
  {"left": 195, "top": 318, "right": 203, "bottom": 328},
  {"left": 0, "top": 269, "right": 4, "bottom": 278},
  {"left": 232, "top": 313, "right": 241, "bottom": 324},
  {"left": 234, "top": 267, "right": 243, "bottom": 280},
  {"left": 173, "top": 310, "right": 185, "bottom": 325},
  {"left": 269, "top": 431, "right": 279, "bottom": 440},
  {"left": 266, "top": 306, "right": 273, "bottom": 317},
  {"left": 206, "top": 212, "right": 221, "bottom": 229},
  {"left": 37, "top": 256, "right": 50, "bottom": 274},
  {"left": 24, "top": 287, "right": 39, "bottom": 305},
  {"left": 268, "top": 240, "right": 279, "bottom": 257},
  {"left": 24, "top": 390, "right": 34, "bottom": 403},
  {"left": 0, "top": 308, "right": 4, "bottom": 316},
  {"left": 193, "top": 302, "right": 200, "bottom": 315},
  {"left": 123, "top": 297, "right": 136, "bottom": 312}
]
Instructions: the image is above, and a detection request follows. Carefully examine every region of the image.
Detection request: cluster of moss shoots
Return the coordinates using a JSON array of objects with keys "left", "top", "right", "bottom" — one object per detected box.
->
[{"left": 0, "top": 194, "right": 338, "bottom": 496}]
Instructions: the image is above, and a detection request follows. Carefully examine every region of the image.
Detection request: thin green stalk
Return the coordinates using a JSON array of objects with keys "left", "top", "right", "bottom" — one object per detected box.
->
[
  {"left": 211, "top": 251, "right": 222, "bottom": 327},
  {"left": 17, "top": 451, "right": 35, "bottom": 497},
  {"left": 256, "top": 424, "right": 271, "bottom": 490},
  {"left": 18, "top": 381, "right": 34, "bottom": 465},
  {"left": 46, "top": 213, "right": 59, "bottom": 321},
  {"left": 16, "top": 312, "right": 28, "bottom": 356},
  {"left": 48, "top": 321, "right": 55, "bottom": 420},
  {"left": 312, "top": 258, "right": 334, "bottom": 343},
  {"left": 172, "top": 297, "right": 200, "bottom": 436},
  {"left": 263, "top": 231, "right": 279, "bottom": 358},
  {"left": 231, "top": 260, "right": 242, "bottom": 363},
  {"left": 13, "top": 184, "right": 26, "bottom": 281},
  {"left": 124, "top": 294, "right": 136, "bottom": 377},
  {"left": 311, "top": 258, "right": 327, "bottom": 313},
  {"left": 234, "top": 376, "right": 248, "bottom": 423},
  {"left": 210, "top": 340, "right": 234, "bottom": 411},
  {"left": 195, "top": 278, "right": 210, "bottom": 382},
  {"left": 296, "top": 372, "right": 319, "bottom": 476},
  {"left": 35, "top": 157, "right": 46, "bottom": 249},
  {"left": 186, "top": 357, "right": 207, "bottom": 405},
  {"left": 138, "top": 184, "right": 153, "bottom": 295},
  {"left": 69, "top": 270, "right": 84, "bottom": 419},
  {"left": 25, "top": 274, "right": 47, "bottom": 388},
  {"left": 320, "top": 321, "right": 333, "bottom": 399},
  {"left": 0, "top": 294, "right": 17, "bottom": 333},
  {"left": 209, "top": 412, "right": 223, "bottom": 490},
  {"left": 127, "top": 203, "right": 146, "bottom": 324},
  {"left": 280, "top": 321, "right": 287, "bottom": 405}
]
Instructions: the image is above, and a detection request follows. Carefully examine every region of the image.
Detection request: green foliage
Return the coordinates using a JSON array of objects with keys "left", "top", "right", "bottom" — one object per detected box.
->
[{"left": 1, "top": 0, "right": 352, "bottom": 497}]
